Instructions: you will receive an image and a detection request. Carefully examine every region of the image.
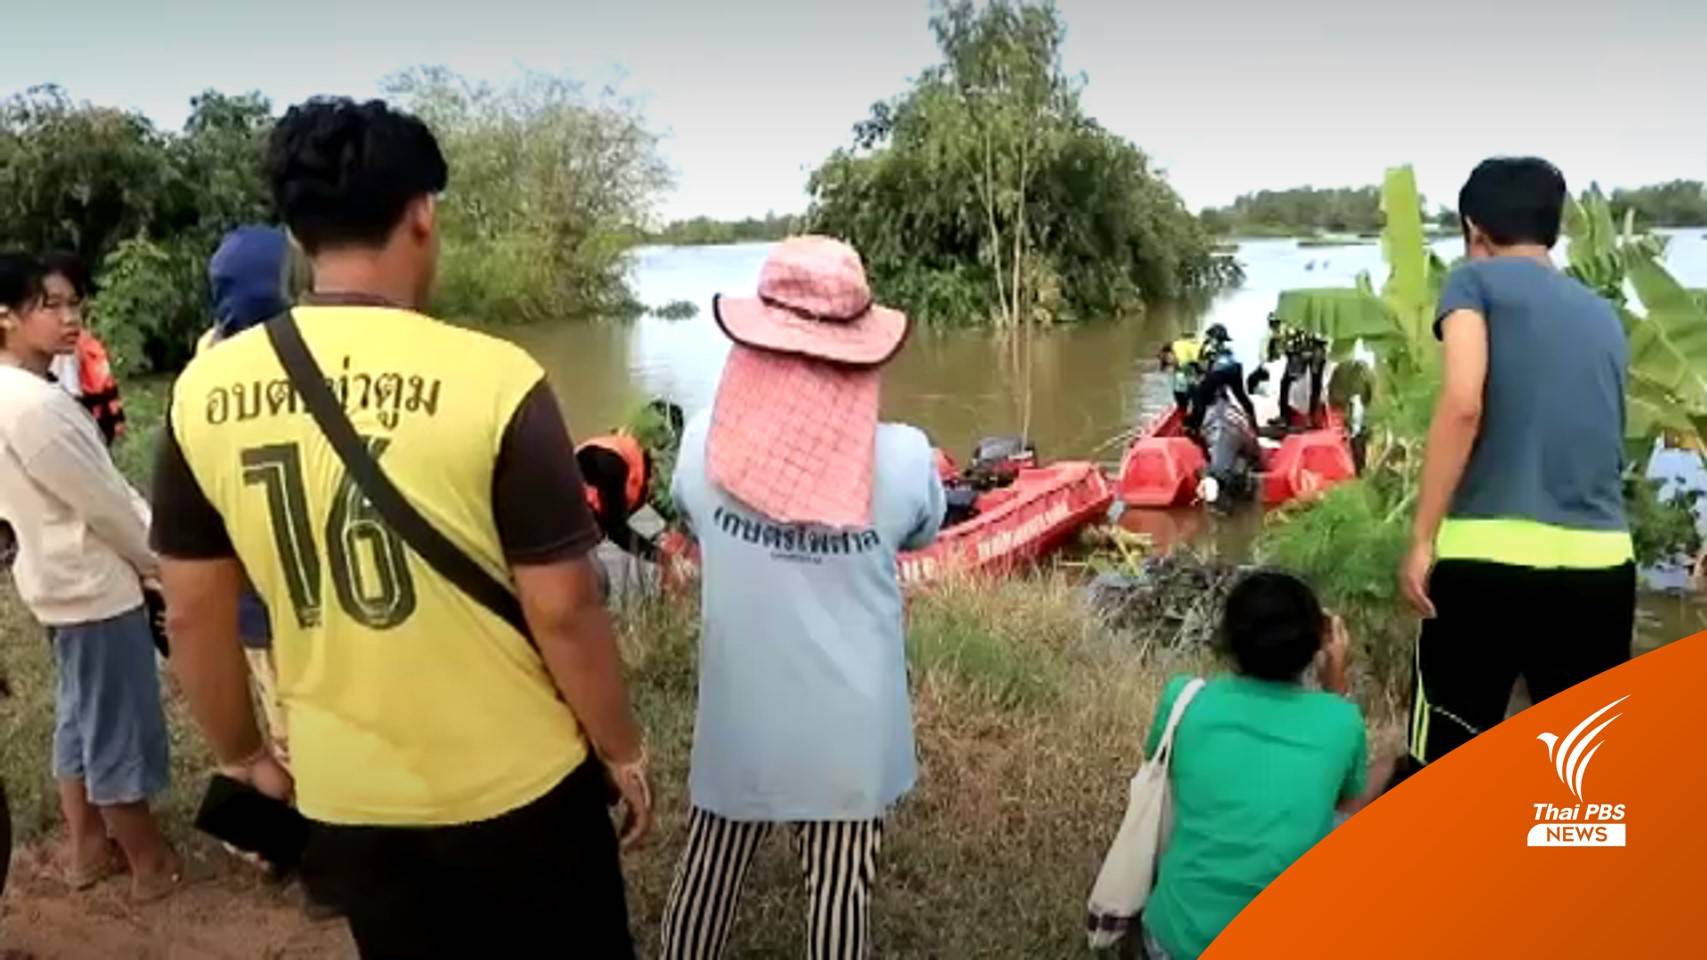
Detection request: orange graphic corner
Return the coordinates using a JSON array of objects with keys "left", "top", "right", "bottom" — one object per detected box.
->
[{"left": 1206, "top": 632, "right": 1707, "bottom": 958}]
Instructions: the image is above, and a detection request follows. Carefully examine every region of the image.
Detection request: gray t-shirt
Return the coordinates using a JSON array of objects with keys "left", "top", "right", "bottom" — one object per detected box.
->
[
  {"left": 1434, "top": 257, "right": 1627, "bottom": 531},
  {"left": 673, "top": 411, "right": 945, "bottom": 821}
]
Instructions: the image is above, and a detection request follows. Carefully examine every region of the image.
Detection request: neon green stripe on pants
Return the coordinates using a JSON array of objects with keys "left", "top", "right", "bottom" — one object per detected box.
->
[{"left": 1435, "top": 518, "right": 1633, "bottom": 569}]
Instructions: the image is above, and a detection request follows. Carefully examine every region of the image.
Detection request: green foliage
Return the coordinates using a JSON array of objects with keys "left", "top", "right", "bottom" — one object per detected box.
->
[
  {"left": 1610, "top": 180, "right": 1707, "bottom": 228},
  {"left": 1564, "top": 188, "right": 1707, "bottom": 457},
  {"left": 649, "top": 213, "right": 797, "bottom": 246},
  {"left": 1255, "top": 481, "right": 1413, "bottom": 695},
  {"left": 1268, "top": 167, "right": 1446, "bottom": 381},
  {"left": 1, "top": 87, "right": 275, "bottom": 375},
  {"left": 0, "top": 86, "right": 172, "bottom": 265},
  {"left": 648, "top": 300, "right": 699, "bottom": 320},
  {"left": 623, "top": 400, "right": 684, "bottom": 521},
  {"left": 806, "top": 0, "right": 1231, "bottom": 329},
  {"left": 1625, "top": 475, "right": 1703, "bottom": 567},
  {"left": 1200, "top": 185, "right": 1384, "bottom": 237},
  {"left": 386, "top": 67, "right": 670, "bottom": 325},
  {"left": 86, "top": 237, "right": 201, "bottom": 378}
]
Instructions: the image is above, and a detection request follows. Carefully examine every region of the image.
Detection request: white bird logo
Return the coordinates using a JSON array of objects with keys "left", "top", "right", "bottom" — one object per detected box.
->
[{"left": 1536, "top": 695, "right": 1628, "bottom": 803}]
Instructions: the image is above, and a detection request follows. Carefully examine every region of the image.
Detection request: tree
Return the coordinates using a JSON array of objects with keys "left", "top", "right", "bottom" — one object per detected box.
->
[
  {"left": 1197, "top": 185, "right": 1451, "bottom": 237},
  {"left": 807, "top": 1, "right": 1229, "bottom": 330},
  {"left": 1610, "top": 180, "right": 1707, "bottom": 228},
  {"left": 385, "top": 67, "right": 671, "bottom": 323},
  {"left": 808, "top": 1, "right": 1233, "bottom": 436},
  {"left": 0, "top": 86, "right": 171, "bottom": 266},
  {"left": 649, "top": 212, "right": 798, "bottom": 246}
]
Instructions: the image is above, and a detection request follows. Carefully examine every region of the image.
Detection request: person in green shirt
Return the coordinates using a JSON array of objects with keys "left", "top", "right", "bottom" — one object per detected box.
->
[{"left": 1140, "top": 571, "right": 1390, "bottom": 960}]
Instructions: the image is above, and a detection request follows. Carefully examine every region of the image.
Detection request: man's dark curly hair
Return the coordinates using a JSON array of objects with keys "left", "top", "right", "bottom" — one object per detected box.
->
[{"left": 264, "top": 97, "right": 448, "bottom": 254}]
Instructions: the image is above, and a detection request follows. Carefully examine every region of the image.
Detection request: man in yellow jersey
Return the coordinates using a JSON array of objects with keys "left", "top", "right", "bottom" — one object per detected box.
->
[
  {"left": 1400, "top": 158, "right": 1634, "bottom": 769},
  {"left": 151, "top": 98, "right": 650, "bottom": 956}
]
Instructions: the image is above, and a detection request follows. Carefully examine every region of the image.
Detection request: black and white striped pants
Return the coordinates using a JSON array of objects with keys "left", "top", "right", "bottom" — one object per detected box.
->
[{"left": 661, "top": 808, "right": 885, "bottom": 960}]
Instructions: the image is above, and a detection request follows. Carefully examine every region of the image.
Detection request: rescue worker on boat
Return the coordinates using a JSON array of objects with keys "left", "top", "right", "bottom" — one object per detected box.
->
[
  {"left": 1184, "top": 324, "right": 1258, "bottom": 439},
  {"left": 1263, "top": 313, "right": 1328, "bottom": 430},
  {"left": 1158, "top": 335, "right": 1203, "bottom": 415}
]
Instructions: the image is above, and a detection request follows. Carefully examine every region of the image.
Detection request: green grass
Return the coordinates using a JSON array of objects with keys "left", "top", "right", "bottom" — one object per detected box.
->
[{"left": 111, "top": 377, "right": 170, "bottom": 492}]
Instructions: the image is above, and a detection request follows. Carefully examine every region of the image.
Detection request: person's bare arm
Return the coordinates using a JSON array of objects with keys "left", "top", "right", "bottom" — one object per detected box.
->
[
  {"left": 1338, "top": 752, "right": 1396, "bottom": 815},
  {"left": 1401, "top": 309, "right": 1488, "bottom": 617},
  {"left": 161, "top": 557, "right": 263, "bottom": 762},
  {"left": 513, "top": 556, "right": 651, "bottom": 849},
  {"left": 514, "top": 557, "right": 643, "bottom": 762}
]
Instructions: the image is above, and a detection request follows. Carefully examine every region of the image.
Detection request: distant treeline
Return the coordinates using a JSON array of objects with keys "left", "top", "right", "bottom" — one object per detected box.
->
[
  {"left": 1609, "top": 180, "right": 1707, "bottom": 228},
  {"left": 1199, "top": 186, "right": 1455, "bottom": 237},
  {"left": 1204, "top": 179, "right": 1707, "bottom": 238},
  {"left": 648, "top": 213, "right": 798, "bottom": 246}
]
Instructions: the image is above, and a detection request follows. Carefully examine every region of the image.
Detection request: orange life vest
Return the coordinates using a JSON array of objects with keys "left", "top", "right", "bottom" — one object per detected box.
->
[
  {"left": 76, "top": 330, "right": 125, "bottom": 443},
  {"left": 576, "top": 433, "right": 648, "bottom": 516}
]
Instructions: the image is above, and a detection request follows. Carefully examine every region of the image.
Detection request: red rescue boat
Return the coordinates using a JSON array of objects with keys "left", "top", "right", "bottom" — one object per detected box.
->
[
  {"left": 898, "top": 458, "right": 1114, "bottom": 587},
  {"left": 657, "top": 447, "right": 1114, "bottom": 590},
  {"left": 1117, "top": 405, "right": 1356, "bottom": 508}
]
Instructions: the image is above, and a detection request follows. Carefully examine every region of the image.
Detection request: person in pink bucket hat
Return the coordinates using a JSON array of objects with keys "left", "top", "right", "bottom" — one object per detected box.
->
[{"left": 661, "top": 236, "right": 945, "bottom": 960}]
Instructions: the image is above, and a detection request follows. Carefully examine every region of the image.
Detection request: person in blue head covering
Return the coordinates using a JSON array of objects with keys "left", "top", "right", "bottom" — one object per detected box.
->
[
  {"left": 202, "top": 225, "right": 293, "bottom": 756},
  {"left": 207, "top": 226, "right": 293, "bottom": 344}
]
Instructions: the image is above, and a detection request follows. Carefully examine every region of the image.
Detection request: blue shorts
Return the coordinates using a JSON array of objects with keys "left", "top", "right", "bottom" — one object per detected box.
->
[{"left": 52, "top": 606, "right": 170, "bottom": 805}]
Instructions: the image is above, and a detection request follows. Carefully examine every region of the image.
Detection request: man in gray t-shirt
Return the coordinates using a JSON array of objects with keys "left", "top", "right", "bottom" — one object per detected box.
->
[{"left": 1399, "top": 158, "right": 1635, "bottom": 771}]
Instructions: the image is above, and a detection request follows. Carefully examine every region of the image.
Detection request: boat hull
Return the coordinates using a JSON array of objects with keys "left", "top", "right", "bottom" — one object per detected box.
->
[
  {"left": 1117, "top": 405, "right": 1355, "bottom": 508},
  {"left": 657, "top": 461, "right": 1114, "bottom": 590}
]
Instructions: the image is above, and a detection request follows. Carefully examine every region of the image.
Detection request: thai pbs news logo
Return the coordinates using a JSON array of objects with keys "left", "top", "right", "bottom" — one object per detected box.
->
[{"left": 1528, "top": 695, "right": 1628, "bottom": 847}]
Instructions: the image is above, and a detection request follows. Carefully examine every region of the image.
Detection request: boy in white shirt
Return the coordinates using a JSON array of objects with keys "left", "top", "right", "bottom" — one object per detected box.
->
[{"left": 0, "top": 253, "right": 178, "bottom": 900}]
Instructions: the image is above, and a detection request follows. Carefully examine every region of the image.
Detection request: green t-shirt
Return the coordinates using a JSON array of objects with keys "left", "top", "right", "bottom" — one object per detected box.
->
[{"left": 1142, "top": 674, "right": 1367, "bottom": 959}]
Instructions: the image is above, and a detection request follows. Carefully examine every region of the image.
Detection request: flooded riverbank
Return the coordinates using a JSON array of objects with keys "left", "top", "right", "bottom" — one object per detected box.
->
[{"left": 495, "top": 231, "right": 1707, "bottom": 647}]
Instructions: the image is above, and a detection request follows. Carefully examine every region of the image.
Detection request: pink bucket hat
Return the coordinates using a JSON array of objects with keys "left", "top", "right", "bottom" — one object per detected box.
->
[{"left": 708, "top": 236, "right": 911, "bottom": 528}]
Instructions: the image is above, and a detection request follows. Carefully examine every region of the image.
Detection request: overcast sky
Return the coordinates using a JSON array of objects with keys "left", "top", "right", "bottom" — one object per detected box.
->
[{"left": 4, "top": 0, "right": 1702, "bottom": 220}]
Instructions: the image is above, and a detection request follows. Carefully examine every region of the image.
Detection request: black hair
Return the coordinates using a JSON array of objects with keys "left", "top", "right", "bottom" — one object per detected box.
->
[
  {"left": 1220, "top": 570, "right": 1325, "bottom": 682},
  {"left": 0, "top": 252, "right": 45, "bottom": 312},
  {"left": 1458, "top": 157, "right": 1567, "bottom": 248},
  {"left": 40, "top": 250, "right": 90, "bottom": 299},
  {"left": 264, "top": 97, "right": 448, "bottom": 255}
]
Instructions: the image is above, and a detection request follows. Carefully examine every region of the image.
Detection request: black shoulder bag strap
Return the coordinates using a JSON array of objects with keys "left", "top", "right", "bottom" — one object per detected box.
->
[{"left": 263, "top": 311, "right": 536, "bottom": 648}]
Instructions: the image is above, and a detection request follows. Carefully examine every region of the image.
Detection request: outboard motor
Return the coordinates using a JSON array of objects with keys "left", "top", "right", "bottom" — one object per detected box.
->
[
  {"left": 943, "top": 485, "right": 981, "bottom": 528},
  {"left": 1196, "top": 399, "right": 1262, "bottom": 511},
  {"left": 965, "top": 436, "right": 1036, "bottom": 491}
]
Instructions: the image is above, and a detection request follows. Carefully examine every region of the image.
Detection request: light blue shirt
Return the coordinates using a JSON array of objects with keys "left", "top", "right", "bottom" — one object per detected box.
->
[{"left": 673, "top": 411, "right": 945, "bottom": 821}]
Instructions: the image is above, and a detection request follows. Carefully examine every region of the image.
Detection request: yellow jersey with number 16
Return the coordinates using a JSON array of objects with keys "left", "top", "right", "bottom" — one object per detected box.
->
[{"left": 169, "top": 304, "right": 587, "bottom": 827}]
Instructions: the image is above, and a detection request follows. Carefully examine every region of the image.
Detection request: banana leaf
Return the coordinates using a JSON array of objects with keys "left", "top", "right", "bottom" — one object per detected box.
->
[
  {"left": 1627, "top": 373, "right": 1707, "bottom": 455},
  {"left": 1627, "top": 256, "right": 1707, "bottom": 408},
  {"left": 1272, "top": 288, "right": 1400, "bottom": 344},
  {"left": 1379, "top": 166, "right": 1432, "bottom": 351}
]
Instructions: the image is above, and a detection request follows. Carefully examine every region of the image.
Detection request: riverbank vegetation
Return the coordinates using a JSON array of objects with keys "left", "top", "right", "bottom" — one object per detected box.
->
[
  {"left": 1611, "top": 180, "right": 1707, "bottom": 228},
  {"left": 0, "top": 70, "right": 671, "bottom": 374},
  {"left": 385, "top": 68, "right": 670, "bottom": 326},
  {"left": 646, "top": 212, "right": 797, "bottom": 247},
  {"left": 1198, "top": 184, "right": 1459, "bottom": 239},
  {"left": 806, "top": 0, "right": 1236, "bottom": 332}
]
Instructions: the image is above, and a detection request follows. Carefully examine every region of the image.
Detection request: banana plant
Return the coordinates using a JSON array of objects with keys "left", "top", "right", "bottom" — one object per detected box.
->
[
  {"left": 1270, "top": 166, "right": 1446, "bottom": 378},
  {"left": 1563, "top": 188, "right": 1707, "bottom": 459}
]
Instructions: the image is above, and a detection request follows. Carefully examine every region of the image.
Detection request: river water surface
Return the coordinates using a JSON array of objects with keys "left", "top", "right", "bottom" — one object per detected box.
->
[{"left": 498, "top": 232, "right": 1707, "bottom": 646}]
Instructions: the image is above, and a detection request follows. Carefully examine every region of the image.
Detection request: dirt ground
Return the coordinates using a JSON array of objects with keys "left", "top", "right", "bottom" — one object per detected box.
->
[{"left": 0, "top": 844, "right": 353, "bottom": 959}]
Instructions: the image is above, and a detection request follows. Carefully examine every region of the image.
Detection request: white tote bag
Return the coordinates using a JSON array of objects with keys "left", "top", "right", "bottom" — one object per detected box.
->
[{"left": 1086, "top": 677, "right": 1206, "bottom": 950}]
